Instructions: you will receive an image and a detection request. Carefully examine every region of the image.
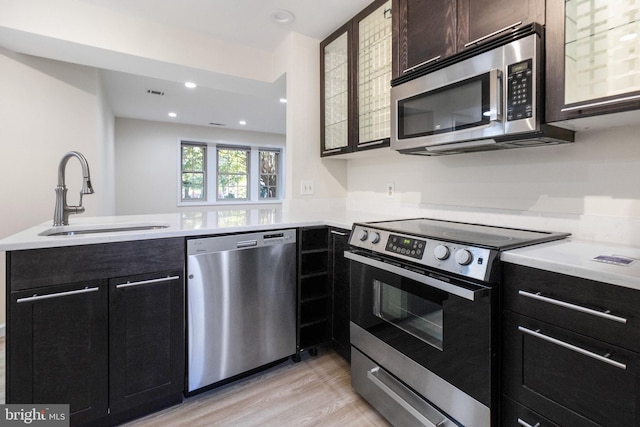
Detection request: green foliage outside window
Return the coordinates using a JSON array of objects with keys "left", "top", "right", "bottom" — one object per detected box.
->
[
  {"left": 217, "top": 147, "right": 249, "bottom": 200},
  {"left": 181, "top": 144, "right": 206, "bottom": 200},
  {"left": 259, "top": 150, "right": 278, "bottom": 199}
]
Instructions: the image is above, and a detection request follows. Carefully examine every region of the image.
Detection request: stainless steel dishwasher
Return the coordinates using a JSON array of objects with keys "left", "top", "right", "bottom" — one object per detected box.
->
[{"left": 186, "top": 229, "right": 297, "bottom": 394}]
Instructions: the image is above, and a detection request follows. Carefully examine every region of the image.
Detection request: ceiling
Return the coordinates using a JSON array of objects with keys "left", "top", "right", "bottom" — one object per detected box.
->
[{"left": 81, "top": 0, "right": 373, "bottom": 134}]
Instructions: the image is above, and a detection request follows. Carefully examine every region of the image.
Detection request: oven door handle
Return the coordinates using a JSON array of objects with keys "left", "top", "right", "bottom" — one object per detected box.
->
[
  {"left": 344, "top": 251, "right": 488, "bottom": 301},
  {"left": 367, "top": 367, "right": 449, "bottom": 427}
]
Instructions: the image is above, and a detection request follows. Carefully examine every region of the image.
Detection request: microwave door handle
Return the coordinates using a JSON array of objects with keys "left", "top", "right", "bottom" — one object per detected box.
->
[{"left": 489, "top": 69, "right": 502, "bottom": 121}]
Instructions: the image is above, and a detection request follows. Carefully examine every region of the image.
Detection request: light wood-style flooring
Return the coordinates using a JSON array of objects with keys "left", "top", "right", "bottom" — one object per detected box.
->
[
  {"left": 0, "top": 338, "right": 389, "bottom": 426},
  {"left": 125, "top": 348, "right": 390, "bottom": 427}
]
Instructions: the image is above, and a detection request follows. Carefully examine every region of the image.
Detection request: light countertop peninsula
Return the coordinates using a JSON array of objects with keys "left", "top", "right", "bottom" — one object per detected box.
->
[{"left": 0, "top": 208, "right": 385, "bottom": 252}]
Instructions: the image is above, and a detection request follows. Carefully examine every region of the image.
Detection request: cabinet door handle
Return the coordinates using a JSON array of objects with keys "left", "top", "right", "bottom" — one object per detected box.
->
[
  {"left": 116, "top": 275, "right": 180, "bottom": 289},
  {"left": 517, "top": 418, "right": 540, "bottom": 427},
  {"left": 330, "top": 230, "right": 349, "bottom": 236},
  {"left": 403, "top": 55, "right": 441, "bottom": 74},
  {"left": 464, "top": 21, "right": 522, "bottom": 47},
  {"left": 357, "top": 139, "right": 387, "bottom": 148},
  {"left": 322, "top": 148, "right": 343, "bottom": 155},
  {"left": 17, "top": 286, "right": 99, "bottom": 303},
  {"left": 518, "top": 326, "right": 627, "bottom": 370},
  {"left": 518, "top": 290, "right": 627, "bottom": 324},
  {"left": 561, "top": 93, "right": 640, "bottom": 112}
]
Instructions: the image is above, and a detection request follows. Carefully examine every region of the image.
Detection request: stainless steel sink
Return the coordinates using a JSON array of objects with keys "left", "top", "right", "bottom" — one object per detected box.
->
[{"left": 38, "top": 222, "right": 170, "bottom": 236}]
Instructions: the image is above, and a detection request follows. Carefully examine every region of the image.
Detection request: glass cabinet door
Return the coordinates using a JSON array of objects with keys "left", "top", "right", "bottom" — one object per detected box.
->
[
  {"left": 357, "top": 0, "right": 393, "bottom": 146},
  {"left": 322, "top": 28, "right": 350, "bottom": 154},
  {"left": 564, "top": 0, "right": 640, "bottom": 105}
]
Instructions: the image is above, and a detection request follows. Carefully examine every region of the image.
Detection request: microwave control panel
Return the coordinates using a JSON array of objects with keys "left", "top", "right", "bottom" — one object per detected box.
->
[{"left": 506, "top": 59, "right": 533, "bottom": 121}]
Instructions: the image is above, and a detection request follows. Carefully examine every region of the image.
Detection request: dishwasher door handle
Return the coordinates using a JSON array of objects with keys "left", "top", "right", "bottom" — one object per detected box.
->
[{"left": 236, "top": 240, "right": 258, "bottom": 248}]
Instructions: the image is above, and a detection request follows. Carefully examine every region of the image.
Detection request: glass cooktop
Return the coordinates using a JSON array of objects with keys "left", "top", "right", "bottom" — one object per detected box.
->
[{"left": 363, "top": 218, "right": 570, "bottom": 250}]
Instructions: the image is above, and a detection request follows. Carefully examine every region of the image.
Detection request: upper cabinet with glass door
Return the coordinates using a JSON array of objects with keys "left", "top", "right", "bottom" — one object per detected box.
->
[
  {"left": 546, "top": 1, "right": 640, "bottom": 121},
  {"left": 321, "top": 0, "right": 392, "bottom": 157}
]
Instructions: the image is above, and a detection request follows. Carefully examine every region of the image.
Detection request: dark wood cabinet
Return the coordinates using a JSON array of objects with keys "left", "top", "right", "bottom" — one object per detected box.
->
[
  {"left": 329, "top": 228, "right": 351, "bottom": 361},
  {"left": 109, "top": 271, "right": 184, "bottom": 420},
  {"left": 457, "top": 0, "right": 544, "bottom": 51},
  {"left": 392, "top": 0, "right": 456, "bottom": 78},
  {"left": 502, "top": 263, "right": 640, "bottom": 426},
  {"left": 297, "top": 227, "right": 331, "bottom": 354},
  {"left": 392, "top": 0, "right": 544, "bottom": 79},
  {"left": 321, "top": 0, "right": 392, "bottom": 156},
  {"left": 546, "top": 1, "right": 640, "bottom": 122},
  {"left": 8, "top": 281, "right": 109, "bottom": 426},
  {"left": 6, "top": 238, "right": 185, "bottom": 426}
]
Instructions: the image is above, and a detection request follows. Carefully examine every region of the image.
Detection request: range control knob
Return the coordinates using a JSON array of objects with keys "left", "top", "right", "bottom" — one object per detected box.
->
[
  {"left": 434, "top": 244, "right": 450, "bottom": 260},
  {"left": 455, "top": 249, "right": 473, "bottom": 266},
  {"left": 370, "top": 232, "right": 381, "bottom": 244},
  {"left": 358, "top": 229, "right": 369, "bottom": 241}
]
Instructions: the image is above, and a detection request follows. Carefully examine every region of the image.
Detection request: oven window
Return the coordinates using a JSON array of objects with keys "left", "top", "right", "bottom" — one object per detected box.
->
[
  {"left": 373, "top": 280, "right": 443, "bottom": 350},
  {"left": 398, "top": 73, "right": 490, "bottom": 139}
]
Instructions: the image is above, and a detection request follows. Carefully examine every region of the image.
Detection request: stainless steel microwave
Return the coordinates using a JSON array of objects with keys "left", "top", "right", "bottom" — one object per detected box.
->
[{"left": 391, "top": 31, "right": 574, "bottom": 155}]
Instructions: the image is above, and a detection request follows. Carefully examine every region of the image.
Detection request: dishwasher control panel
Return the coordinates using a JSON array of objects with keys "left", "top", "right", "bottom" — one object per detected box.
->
[{"left": 187, "top": 228, "right": 297, "bottom": 255}]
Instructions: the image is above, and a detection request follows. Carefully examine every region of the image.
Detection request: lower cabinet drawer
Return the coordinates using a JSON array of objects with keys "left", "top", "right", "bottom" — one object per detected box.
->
[
  {"left": 502, "top": 396, "right": 559, "bottom": 427},
  {"left": 503, "top": 311, "right": 640, "bottom": 427}
]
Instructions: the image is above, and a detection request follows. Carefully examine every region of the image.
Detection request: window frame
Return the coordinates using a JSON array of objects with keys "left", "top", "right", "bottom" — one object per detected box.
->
[
  {"left": 178, "top": 139, "right": 285, "bottom": 206},
  {"left": 216, "top": 145, "right": 251, "bottom": 202},
  {"left": 180, "top": 143, "right": 207, "bottom": 202}
]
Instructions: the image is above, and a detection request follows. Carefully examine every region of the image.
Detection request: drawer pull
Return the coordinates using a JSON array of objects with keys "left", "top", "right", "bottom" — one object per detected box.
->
[
  {"left": 330, "top": 230, "right": 349, "bottom": 236},
  {"left": 17, "top": 286, "right": 99, "bottom": 303},
  {"left": 518, "top": 290, "right": 627, "bottom": 324},
  {"left": 517, "top": 418, "right": 540, "bottom": 427},
  {"left": 116, "top": 275, "right": 180, "bottom": 289},
  {"left": 518, "top": 326, "right": 627, "bottom": 370}
]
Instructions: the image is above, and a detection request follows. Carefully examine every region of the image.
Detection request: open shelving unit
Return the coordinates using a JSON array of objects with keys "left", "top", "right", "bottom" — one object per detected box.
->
[{"left": 296, "top": 227, "right": 331, "bottom": 357}]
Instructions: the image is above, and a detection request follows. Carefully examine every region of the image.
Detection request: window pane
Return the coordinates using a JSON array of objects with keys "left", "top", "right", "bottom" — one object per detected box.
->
[
  {"left": 181, "top": 144, "right": 206, "bottom": 201},
  {"left": 259, "top": 150, "right": 279, "bottom": 199},
  {"left": 217, "top": 148, "right": 249, "bottom": 200},
  {"left": 182, "top": 172, "right": 205, "bottom": 199}
]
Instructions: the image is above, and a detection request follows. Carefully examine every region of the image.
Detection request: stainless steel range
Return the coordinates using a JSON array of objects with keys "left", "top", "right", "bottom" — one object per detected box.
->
[{"left": 346, "top": 218, "right": 569, "bottom": 426}]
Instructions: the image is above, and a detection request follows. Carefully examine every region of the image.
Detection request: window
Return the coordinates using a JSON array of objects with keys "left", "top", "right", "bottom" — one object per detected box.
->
[
  {"left": 179, "top": 141, "right": 284, "bottom": 204},
  {"left": 259, "top": 150, "right": 279, "bottom": 200},
  {"left": 217, "top": 146, "right": 249, "bottom": 200},
  {"left": 181, "top": 143, "right": 206, "bottom": 201}
]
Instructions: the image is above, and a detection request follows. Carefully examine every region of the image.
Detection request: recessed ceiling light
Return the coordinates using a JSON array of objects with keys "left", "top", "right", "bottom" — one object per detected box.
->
[
  {"left": 168, "top": 112, "right": 177, "bottom": 118},
  {"left": 239, "top": 120, "right": 247, "bottom": 125},
  {"left": 185, "top": 81, "right": 197, "bottom": 89},
  {"left": 280, "top": 98, "right": 287, "bottom": 103},
  {"left": 270, "top": 9, "right": 295, "bottom": 25}
]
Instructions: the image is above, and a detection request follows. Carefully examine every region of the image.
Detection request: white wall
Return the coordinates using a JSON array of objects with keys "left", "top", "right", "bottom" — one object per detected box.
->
[
  {"left": 346, "top": 123, "right": 640, "bottom": 245},
  {"left": 0, "top": 48, "right": 115, "bottom": 326},
  {"left": 114, "top": 118, "right": 286, "bottom": 215}
]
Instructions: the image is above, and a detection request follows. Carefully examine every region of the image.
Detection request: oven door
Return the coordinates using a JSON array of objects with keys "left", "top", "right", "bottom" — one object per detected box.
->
[{"left": 346, "top": 250, "right": 494, "bottom": 408}]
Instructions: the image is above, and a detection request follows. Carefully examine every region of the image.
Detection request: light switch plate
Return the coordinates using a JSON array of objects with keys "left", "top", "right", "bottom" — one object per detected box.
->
[{"left": 301, "top": 180, "right": 314, "bottom": 195}]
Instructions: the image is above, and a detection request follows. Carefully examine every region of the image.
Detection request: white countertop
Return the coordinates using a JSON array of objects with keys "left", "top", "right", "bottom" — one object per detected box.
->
[
  {"left": 3, "top": 208, "right": 639, "bottom": 291},
  {"left": 0, "top": 208, "right": 386, "bottom": 251},
  {"left": 501, "top": 238, "right": 640, "bottom": 291}
]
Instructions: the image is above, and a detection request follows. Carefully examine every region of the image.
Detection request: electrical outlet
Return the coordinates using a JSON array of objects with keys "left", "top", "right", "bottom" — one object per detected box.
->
[
  {"left": 300, "top": 180, "right": 314, "bottom": 195},
  {"left": 386, "top": 183, "right": 395, "bottom": 199}
]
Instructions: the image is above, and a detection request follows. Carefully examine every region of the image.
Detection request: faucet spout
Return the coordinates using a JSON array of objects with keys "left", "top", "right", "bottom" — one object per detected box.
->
[{"left": 53, "top": 151, "right": 95, "bottom": 226}]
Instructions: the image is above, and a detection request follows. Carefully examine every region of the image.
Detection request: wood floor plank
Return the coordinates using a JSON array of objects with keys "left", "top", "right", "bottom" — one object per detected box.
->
[{"left": 124, "top": 348, "right": 390, "bottom": 426}]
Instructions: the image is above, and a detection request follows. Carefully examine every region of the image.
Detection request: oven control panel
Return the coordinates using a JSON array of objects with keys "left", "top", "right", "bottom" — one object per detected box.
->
[
  {"left": 385, "top": 234, "right": 426, "bottom": 260},
  {"left": 348, "top": 224, "right": 498, "bottom": 281}
]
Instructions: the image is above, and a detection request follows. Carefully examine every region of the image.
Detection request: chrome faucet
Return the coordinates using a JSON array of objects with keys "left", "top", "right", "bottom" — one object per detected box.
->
[{"left": 53, "top": 151, "right": 95, "bottom": 226}]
